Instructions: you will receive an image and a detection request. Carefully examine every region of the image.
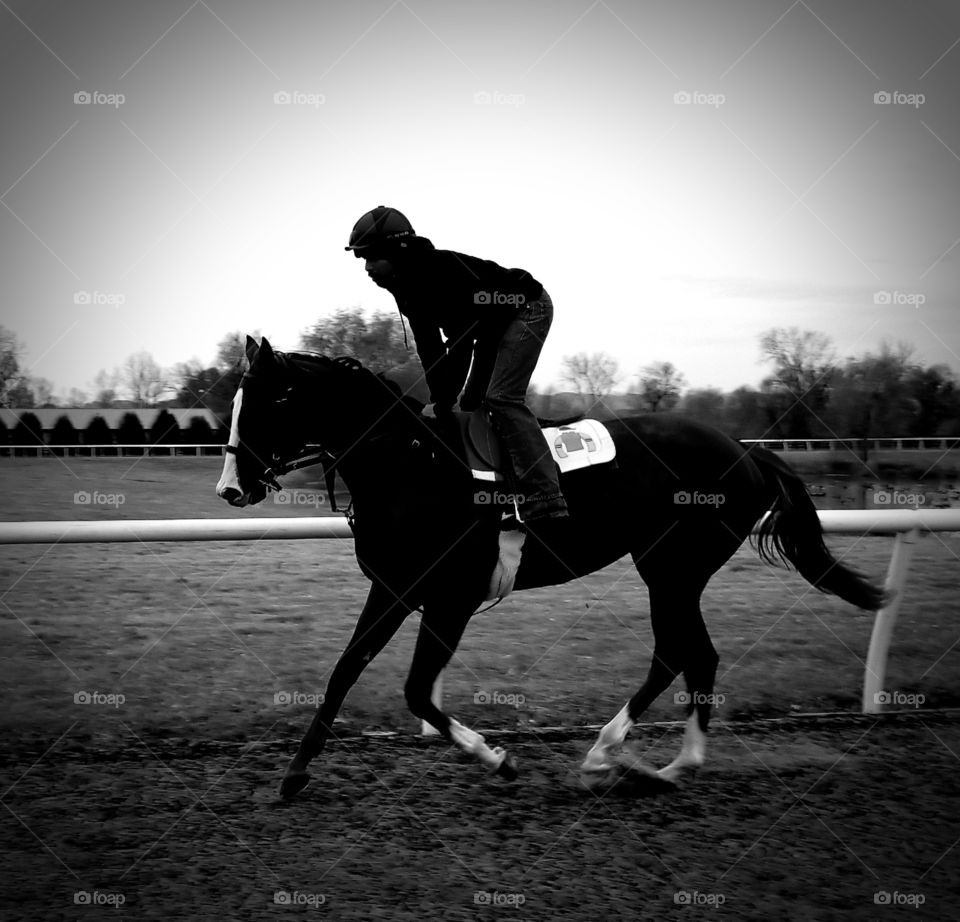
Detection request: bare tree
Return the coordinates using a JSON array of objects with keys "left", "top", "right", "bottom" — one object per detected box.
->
[
  {"left": 560, "top": 352, "right": 620, "bottom": 409},
  {"left": 636, "top": 361, "right": 686, "bottom": 412},
  {"left": 0, "top": 326, "right": 23, "bottom": 406},
  {"left": 121, "top": 351, "right": 168, "bottom": 407},
  {"left": 91, "top": 369, "right": 120, "bottom": 407},
  {"left": 759, "top": 327, "right": 836, "bottom": 438},
  {"left": 216, "top": 330, "right": 261, "bottom": 372}
]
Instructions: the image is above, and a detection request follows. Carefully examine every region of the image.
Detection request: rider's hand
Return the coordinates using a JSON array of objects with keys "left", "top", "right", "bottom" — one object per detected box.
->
[{"left": 421, "top": 403, "right": 453, "bottom": 419}]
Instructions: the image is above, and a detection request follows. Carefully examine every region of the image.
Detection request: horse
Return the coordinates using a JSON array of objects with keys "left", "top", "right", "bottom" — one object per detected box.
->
[{"left": 216, "top": 336, "right": 883, "bottom": 799}]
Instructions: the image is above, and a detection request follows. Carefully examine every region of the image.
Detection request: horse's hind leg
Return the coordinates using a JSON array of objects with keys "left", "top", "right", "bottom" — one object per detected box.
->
[
  {"left": 582, "top": 577, "right": 717, "bottom": 784},
  {"left": 404, "top": 601, "right": 517, "bottom": 778}
]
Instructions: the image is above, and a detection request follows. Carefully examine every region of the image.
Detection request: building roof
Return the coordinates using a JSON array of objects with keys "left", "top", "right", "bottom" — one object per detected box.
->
[{"left": 0, "top": 407, "right": 222, "bottom": 430}]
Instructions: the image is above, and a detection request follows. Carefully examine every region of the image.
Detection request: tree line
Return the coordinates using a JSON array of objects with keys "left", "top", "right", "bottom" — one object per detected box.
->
[{"left": 2, "top": 315, "right": 958, "bottom": 441}]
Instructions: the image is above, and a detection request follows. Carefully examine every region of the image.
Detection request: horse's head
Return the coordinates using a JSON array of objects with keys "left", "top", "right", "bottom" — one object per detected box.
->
[
  {"left": 216, "top": 336, "right": 300, "bottom": 506},
  {"left": 216, "top": 335, "right": 418, "bottom": 507}
]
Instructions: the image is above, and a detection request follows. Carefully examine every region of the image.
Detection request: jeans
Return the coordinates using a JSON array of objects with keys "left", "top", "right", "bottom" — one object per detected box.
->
[{"left": 483, "top": 291, "right": 568, "bottom": 521}]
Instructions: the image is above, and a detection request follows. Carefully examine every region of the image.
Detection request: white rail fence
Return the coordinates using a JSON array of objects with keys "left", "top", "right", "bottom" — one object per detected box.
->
[
  {"left": 1, "top": 510, "right": 957, "bottom": 725},
  {"left": 1, "top": 435, "right": 958, "bottom": 458}
]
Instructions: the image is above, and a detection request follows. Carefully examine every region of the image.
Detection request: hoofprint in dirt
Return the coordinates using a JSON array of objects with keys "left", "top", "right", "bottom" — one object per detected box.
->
[{"left": 1, "top": 718, "right": 957, "bottom": 922}]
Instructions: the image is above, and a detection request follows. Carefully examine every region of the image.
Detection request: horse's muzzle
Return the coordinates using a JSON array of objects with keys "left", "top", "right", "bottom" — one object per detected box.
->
[{"left": 218, "top": 486, "right": 249, "bottom": 507}]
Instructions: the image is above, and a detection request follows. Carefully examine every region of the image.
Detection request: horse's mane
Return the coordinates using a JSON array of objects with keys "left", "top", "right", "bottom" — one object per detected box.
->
[{"left": 284, "top": 351, "right": 404, "bottom": 399}]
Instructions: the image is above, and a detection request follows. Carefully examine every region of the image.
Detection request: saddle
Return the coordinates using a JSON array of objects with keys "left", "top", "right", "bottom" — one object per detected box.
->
[
  {"left": 450, "top": 410, "right": 616, "bottom": 602},
  {"left": 454, "top": 410, "right": 617, "bottom": 483}
]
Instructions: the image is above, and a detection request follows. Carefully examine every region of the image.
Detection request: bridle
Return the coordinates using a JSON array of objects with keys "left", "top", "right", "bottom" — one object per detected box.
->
[{"left": 227, "top": 358, "right": 340, "bottom": 504}]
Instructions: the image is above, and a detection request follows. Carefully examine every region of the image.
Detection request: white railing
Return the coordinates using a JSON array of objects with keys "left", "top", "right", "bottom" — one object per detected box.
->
[
  {"left": 0, "top": 444, "right": 226, "bottom": 458},
  {"left": 2, "top": 436, "right": 958, "bottom": 458},
  {"left": 0, "top": 510, "right": 957, "bottom": 721},
  {"left": 740, "top": 436, "right": 959, "bottom": 451}
]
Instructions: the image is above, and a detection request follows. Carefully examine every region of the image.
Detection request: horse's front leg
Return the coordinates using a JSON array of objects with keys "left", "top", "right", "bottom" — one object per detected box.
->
[
  {"left": 403, "top": 602, "right": 519, "bottom": 780},
  {"left": 281, "top": 582, "right": 414, "bottom": 799}
]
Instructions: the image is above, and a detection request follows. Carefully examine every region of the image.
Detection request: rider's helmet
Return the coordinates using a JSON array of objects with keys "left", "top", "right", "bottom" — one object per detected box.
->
[{"left": 345, "top": 205, "right": 415, "bottom": 255}]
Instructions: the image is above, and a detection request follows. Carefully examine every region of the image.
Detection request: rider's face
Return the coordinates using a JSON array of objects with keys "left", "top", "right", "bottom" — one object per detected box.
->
[{"left": 362, "top": 254, "right": 397, "bottom": 288}]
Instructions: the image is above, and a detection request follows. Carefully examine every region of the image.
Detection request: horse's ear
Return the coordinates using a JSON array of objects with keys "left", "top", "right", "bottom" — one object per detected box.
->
[
  {"left": 259, "top": 336, "right": 276, "bottom": 367},
  {"left": 245, "top": 335, "right": 258, "bottom": 365}
]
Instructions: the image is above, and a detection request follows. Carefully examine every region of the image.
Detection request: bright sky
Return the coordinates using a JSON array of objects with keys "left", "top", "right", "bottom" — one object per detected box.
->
[{"left": 2, "top": 0, "right": 959, "bottom": 399}]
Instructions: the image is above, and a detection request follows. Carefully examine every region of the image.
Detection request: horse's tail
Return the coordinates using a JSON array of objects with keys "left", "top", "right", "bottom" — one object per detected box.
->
[{"left": 750, "top": 448, "right": 885, "bottom": 611}]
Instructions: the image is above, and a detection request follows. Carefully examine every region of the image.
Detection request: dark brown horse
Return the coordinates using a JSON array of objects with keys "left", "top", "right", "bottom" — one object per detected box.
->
[{"left": 216, "top": 337, "right": 882, "bottom": 798}]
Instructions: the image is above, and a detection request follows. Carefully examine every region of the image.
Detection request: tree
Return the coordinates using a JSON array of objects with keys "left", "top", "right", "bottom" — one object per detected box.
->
[
  {"left": 0, "top": 418, "right": 7, "bottom": 445},
  {"left": 31, "top": 377, "right": 55, "bottom": 407},
  {"left": 13, "top": 412, "right": 43, "bottom": 445},
  {"left": 680, "top": 388, "right": 725, "bottom": 426},
  {"left": 85, "top": 416, "right": 113, "bottom": 445},
  {"left": 50, "top": 416, "right": 79, "bottom": 446},
  {"left": 301, "top": 308, "right": 426, "bottom": 398},
  {"left": 66, "top": 387, "right": 89, "bottom": 407},
  {"left": 175, "top": 361, "right": 242, "bottom": 429},
  {"left": 117, "top": 412, "right": 146, "bottom": 444},
  {"left": 121, "top": 351, "right": 168, "bottom": 407},
  {"left": 0, "top": 326, "right": 23, "bottom": 406},
  {"left": 635, "top": 361, "right": 686, "bottom": 412},
  {"left": 150, "top": 409, "right": 180, "bottom": 445},
  {"left": 560, "top": 352, "right": 619, "bottom": 410},
  {"left": 723, "top": 386, "right": 767, "bottom": 439},
  {"left": 215, "top": 331, "right": 254, "bottom": 372},
  {"left": 758, "top": 328, "right": 836, "bottom": 438},
  {"left": 185, "top": 416, "right": 215, "bottom": 444},
  {"left": 904, "top": 364, "right": 959, "bottom": 436},
  {"left": 6, "top": 378, "right": 35, "bottom": 407},
  {"left": 828, "top": 342, "right": 918, "bottom": 457},
  {"left": 91, "top": 369, "right": 119, "bottom": 407}
]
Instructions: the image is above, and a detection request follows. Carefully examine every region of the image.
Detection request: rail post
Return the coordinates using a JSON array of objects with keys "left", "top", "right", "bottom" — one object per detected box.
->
[{"left": 862, "top": 527, "right": 921, "bottom": 713}]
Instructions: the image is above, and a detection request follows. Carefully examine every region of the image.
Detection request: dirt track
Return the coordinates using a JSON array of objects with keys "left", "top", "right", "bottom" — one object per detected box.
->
[{"left": 2, "top": 716, "right": 958, "bottom": 921}]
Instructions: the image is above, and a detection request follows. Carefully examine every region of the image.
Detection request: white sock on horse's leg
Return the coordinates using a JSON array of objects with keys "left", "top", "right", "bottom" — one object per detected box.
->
[
  {"left": 448, "top": 718, "right": 508, "bottom": 770},
  {"left": 582, "top": 703, "right": 632, "bottom": 771},
  {"left": 658, "top": 710, "right": 706, "bottom": 782}
]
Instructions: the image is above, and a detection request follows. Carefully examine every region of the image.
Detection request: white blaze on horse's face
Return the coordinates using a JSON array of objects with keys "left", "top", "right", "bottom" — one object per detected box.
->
[{"left": 216, "top": 390, "right": 248, "bottom": 506}]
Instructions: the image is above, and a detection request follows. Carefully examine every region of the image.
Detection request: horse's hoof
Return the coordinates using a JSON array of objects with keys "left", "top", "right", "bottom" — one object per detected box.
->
[
  {"left": 491, "top": 752, "right": 519, "bottom": 781},
  {"left": 280, "top": 771, "right": 311, "bottom": 800}
]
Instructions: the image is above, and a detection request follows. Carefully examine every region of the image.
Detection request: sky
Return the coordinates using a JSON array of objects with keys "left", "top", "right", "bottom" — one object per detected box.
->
[{"left": 2, "top": 0, "right": 959, "bottom": 400}]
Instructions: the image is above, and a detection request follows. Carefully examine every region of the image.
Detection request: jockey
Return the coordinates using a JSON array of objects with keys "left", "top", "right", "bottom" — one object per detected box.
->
[{"left": 346, "top": 204, "right": 568, "bottom": 527}]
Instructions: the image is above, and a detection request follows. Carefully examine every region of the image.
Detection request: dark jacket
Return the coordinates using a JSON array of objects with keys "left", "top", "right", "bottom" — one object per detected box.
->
[{"left": 387, "top": 237, "right": 543, "bottom": 409}]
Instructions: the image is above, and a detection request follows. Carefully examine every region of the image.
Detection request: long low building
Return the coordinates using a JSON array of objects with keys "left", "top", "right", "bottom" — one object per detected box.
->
[{"left": 0, "top": 407, "right": 223, "bottom": 441}]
